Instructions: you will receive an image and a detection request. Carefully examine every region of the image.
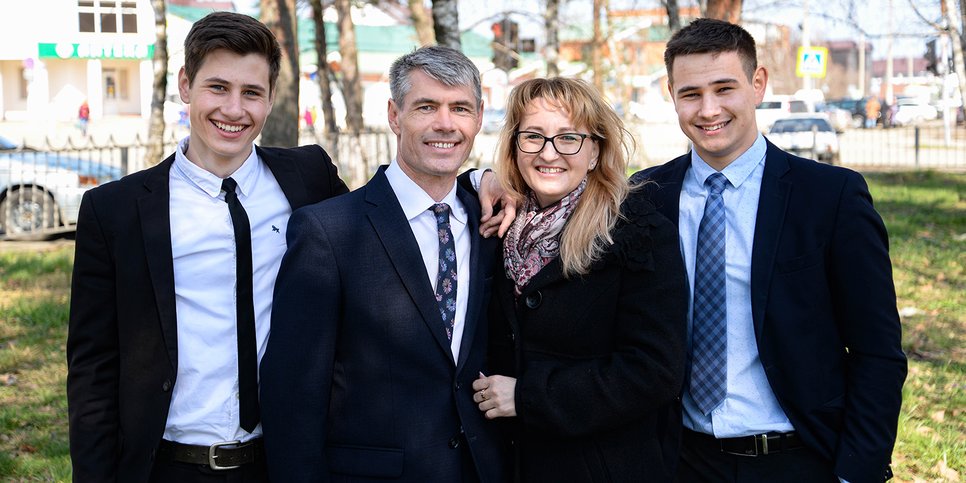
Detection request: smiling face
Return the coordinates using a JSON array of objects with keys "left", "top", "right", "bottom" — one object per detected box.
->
[
  {"left": 669, "top": 51, "right": 767, "bottom": 170},
  {"left": 388, "top": 69, "right": 482, "bottom": 199},
  {"left": 179, "top": 48, "right": 273, "bottom": 175},
  {"left": 515, "top": 97, "right": 598, "bottom": 208}
]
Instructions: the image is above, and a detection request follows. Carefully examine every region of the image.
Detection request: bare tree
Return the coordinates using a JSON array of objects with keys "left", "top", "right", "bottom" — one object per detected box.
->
[
  {"left": 145, "top": 0, "right": 168, "bottom": 167},
  {"left": 545, "top": 0, "right": 561, "bottom": 76},
  {"left": 410, "top": 0, "right": 436, "bottom": 46},
  {"left": 261, "top": 0, "right": 300, "bottom": 147},
  {"left": 705, "top": 0, "right": 742, "bottom": 23},
  {"left": 592, "top": 0, "right": 604, "bottom": 92},
  {"left": 432, "top": 0, "right": 461, "bottom": 49},
  {"left": 309, "top": 0, "right": 339, "bottom": 134},
  {"left": 335, "top": 0, "right": 364, "bottom": 132},
  {"left": 664, "top": 0, "right": 682, "bottom": 33}
]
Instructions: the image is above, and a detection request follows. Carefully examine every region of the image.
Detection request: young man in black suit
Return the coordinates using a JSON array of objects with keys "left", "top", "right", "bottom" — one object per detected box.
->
[
  {"left": 66, "top": 12, "right": 348, "bottom": 482},
  {"left": 259, "top": 45, "right": 508, "bottom": 482},
  {"left": 633, "top": 19, "right": 907, "bottom": 483}
]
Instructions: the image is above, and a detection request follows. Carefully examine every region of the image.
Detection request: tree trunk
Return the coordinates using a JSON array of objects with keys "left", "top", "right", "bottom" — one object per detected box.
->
[
  {"left": 592, "top": 0, "right": 604, "bottom": 92},
  {"left": 664, "top": 0, "right": 681, "bottom": 33},
  {"left": 431, "top": 0, "right": 461, "bottom": 50},
  {"left": 335, "top": 0, "right": 364, "bottom": 133},
  {"left": 947, "top": 0, "right": 966, "bottom": 114},
  {"left": 260, "top": 0, "right": 299, "bottom": 147},
  {"left": 410, "top": 0, "right": 435, "bottom": 46},
  {"left": 309, "top": 0, "right": 338, "bottom": 135},
  {"left": 544, "top": 0, "right": 560, "bottom": 77},
  {"left": 144, "top": 0, "right": 168, "bottom": 168},
  {"left": 703, "top": 0, "right": 742, "bottom": 24}
]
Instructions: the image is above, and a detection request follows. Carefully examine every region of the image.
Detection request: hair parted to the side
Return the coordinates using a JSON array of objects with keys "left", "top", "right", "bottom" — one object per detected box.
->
[
  {"left": 389, "top": 45, "right": 482, "bottom": 108},
  {"left": 664, "top": 18, "right": 758, "bottom": 84},
  {"left": 496, "top": 77, "right": 633, "bottom": 277},
  {"left": 183, "top": 11, "right": 282, "bottom": 93}
]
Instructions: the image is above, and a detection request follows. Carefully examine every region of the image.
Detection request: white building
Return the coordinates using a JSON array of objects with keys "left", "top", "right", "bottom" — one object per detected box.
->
[{"left": 0, "top": 0, "right": 165, "bottom": 122}]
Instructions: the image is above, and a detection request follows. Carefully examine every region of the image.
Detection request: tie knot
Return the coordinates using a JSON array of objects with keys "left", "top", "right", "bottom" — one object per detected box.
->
[
  {"left": 431, "top": 203, "right": 451, "bottom": 226},
  {"left": 706, "top": 173, "right": 728, "bottom": 195},
  {"left": 222, "top": 177, "right": 239, "bottom": 195}
]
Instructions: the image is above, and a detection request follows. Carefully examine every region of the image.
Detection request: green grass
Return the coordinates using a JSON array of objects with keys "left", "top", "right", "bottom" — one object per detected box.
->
[{"left": 0, "top": 171, "right": 963, "bottom": 481}]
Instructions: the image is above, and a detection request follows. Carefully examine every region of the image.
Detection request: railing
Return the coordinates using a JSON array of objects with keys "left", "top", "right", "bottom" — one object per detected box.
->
[{"left": 2, "top": 122, "right": 962, "bottom": 239}]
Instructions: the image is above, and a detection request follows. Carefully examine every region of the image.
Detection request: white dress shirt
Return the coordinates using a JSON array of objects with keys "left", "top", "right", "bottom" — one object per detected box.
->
[
  {"left": 679, "top": 134, "right": 795, "bottom": 437},
  {"left": 163, "top": 137, "right": 291, "bottom": 444},
  {"left": 385, "top": 161, "right": 471, "bottom": 362}
]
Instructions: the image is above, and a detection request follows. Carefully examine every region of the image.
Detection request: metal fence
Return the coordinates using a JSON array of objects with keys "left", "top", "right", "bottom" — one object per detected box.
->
[{"left": 2, "top": 123, "right": 963, "bottom": 240}]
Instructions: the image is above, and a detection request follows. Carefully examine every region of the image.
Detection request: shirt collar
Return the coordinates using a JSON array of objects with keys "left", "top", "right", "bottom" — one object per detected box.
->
[
  {"left": 385, "top": 160, "right": 465, "bottom": 224},
  {"left": 173, "top": 136, "right": 260, "bottom": 198},
  {"left": 689, "top": 133, "right": 766, "bottom": 190}
]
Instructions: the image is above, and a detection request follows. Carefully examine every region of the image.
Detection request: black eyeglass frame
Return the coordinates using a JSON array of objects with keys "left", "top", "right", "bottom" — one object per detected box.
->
[{"left": 514, "top": 131, "right": 593, "bottom": 155}]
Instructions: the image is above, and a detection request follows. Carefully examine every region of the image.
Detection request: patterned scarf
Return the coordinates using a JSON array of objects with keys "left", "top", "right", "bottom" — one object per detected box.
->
[{"left": 504, "top": 178, "right": 587, "bottom": 297}]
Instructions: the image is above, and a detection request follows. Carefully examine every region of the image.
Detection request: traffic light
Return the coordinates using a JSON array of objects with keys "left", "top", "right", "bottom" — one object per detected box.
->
[
  {"left": 925, "top": 39, "right": 938, "bottom": 75},
  {"left": 491, "top": 18, "right": 519, "bottom": 71}
]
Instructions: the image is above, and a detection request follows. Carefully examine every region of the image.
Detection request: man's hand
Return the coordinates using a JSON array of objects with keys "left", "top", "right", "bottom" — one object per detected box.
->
[{"left": 478, "top": 169, "right": 517, "bottom": 238}]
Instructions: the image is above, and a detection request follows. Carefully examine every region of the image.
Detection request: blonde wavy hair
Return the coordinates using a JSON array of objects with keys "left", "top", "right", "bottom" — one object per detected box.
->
[{"left": 496, "top": 77, "right": 633, "bottom": 277}]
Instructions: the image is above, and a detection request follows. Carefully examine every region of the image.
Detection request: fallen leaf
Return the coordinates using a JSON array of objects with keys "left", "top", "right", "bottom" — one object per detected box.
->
[
  {"left": 935, "top": 459, "right": 960, "bottom": 481},
  {"left": 930, "top": 410, "right": 945, "bottom": 423}
]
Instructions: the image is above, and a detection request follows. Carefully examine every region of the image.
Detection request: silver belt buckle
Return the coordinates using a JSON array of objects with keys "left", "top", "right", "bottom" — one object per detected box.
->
[
  {"left": 758, "top": 434, "right": 769, "bottom": 455},
  {"left": 208, "top": 440, "right": 242, "bottom": 470}
]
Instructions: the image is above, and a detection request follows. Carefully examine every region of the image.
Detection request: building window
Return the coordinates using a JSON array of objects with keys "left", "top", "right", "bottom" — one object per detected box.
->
[{"left": 78, "top": 0, "right": 138, "bottom": 34}]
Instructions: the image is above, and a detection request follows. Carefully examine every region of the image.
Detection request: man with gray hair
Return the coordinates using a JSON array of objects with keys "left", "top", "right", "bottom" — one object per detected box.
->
[{"left": 260, "top": 45, "right": 509, "bottom": 482}]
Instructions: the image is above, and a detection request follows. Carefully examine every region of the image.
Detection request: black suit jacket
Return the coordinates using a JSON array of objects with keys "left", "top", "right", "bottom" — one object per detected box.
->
[
  {"left": 632, "top": 140, "right": 907, "bottom": 483},
  {"left": 487, "top": 191, "right": 688, "bottom": 482},
  {"left": 260, "top": 166, "right": 508, "bottom": 482},
  {"left": 66, "top": 145, "right": 348, "bottom": 482}
]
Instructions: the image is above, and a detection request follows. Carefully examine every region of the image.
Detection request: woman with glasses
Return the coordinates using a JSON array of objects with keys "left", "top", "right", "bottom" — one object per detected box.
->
[{"left": 471, "top": 77, "right": 688, "bottom": 482}]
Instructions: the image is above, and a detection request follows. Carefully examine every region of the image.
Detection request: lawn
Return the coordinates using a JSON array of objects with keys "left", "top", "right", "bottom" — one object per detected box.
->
[{"left": 0, "top": 171, "right": 963, "bottom": 481}]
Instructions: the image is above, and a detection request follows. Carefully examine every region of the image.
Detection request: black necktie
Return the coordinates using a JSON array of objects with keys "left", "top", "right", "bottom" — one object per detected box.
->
[{"left": 221, "top": 177, "right": 259, "bottom": 433}]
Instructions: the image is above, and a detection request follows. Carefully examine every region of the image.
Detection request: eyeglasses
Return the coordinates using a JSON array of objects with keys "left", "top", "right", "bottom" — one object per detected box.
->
[{"left": 515, "top": 131, "right": 592, "bottom": 155}]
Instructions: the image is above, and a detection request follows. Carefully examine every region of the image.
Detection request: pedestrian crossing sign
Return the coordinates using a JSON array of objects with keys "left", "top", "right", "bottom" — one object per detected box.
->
[{"left": 796, "top": 46, "right": 828, "bottom": 78}]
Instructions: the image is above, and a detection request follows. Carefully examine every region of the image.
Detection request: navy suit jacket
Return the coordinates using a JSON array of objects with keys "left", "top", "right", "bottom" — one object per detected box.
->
[
  {"left": 66, "top": 145, "right": 348, "bottom": 482},
  {"left": 632, "top": 140, "right": 907, "bottom": 483},
  {"left": 260, "top": 166, "right": 507, "bottom": 482}
]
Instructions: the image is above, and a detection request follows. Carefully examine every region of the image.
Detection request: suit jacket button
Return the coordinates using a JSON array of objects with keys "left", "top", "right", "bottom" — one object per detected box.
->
[
  {"left": 455, "top": 381, "right": 462, "bottom": 390},
  {"left": 449, "top": 436, "right": 460, "bottom": 449},
  {"left": 161, "top": 380, "right": 172, "bottom": 392},
  {"left": 525, "top": 291, "right": 542, "bottom": 309}
]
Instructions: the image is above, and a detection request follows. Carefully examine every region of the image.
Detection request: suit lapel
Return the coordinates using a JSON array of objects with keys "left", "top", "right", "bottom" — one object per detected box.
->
[
  {"left": 258, "top": 146, "right": 310, "bottom": 209},
  {"left": 750, "top": 142, "right": 792, "bottom": 338},
  {"left": 365, "top": 169, "right": 456, "bottom": 364},
  {"left": 454, "top": 186, "right": 481, "bottom": 372},
  {"left": 137, "top": 157, "right": 179, "bottom": 371},
  {"left": 652, "top": 154, "right": 690, "bottom": 226}
]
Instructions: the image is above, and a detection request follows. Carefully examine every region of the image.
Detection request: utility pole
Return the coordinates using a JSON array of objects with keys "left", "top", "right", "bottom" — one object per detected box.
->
[
  {"left": 801, "top": 0, "right": 811, "bottom": 91},
  {"left": 885, "top": 0, "right": 895, "bottom": 104}
]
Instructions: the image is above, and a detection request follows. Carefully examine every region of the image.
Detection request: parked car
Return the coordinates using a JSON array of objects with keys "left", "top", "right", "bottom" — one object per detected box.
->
[
  {"left": 0, "top": 135, "right": 121, "bottom": 235},
  {"left": 892, "top": 98, "right": 939, "bottom": 126},
  {"left": 767, "top": 114, "right": 839, "bottom": 164},
  {"left": 756, "top": 97, "right": 810, "bottom": 132},
  {"left": 814, "top": 104, "right": 851, "bottom": 133},
  {"left": 827, "top": 98, "right": 868, "bottom": 128}
]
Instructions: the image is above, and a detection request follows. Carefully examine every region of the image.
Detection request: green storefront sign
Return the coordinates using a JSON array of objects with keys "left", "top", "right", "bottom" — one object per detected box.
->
[{"left": 38, "top": 42, "right": 154, "bottom": 60}]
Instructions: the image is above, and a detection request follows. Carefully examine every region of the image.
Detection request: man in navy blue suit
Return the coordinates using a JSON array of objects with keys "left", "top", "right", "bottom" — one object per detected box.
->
[
  {"left": 260, "top": 45, "right": 507, "bottom": 482},
  {"left": 633, "top": 19, "right": 906, "bottom": 483}
]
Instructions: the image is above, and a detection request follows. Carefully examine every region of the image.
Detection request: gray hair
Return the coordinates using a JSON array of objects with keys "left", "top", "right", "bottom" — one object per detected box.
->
[{"left": 389, "top": 45, "right": 482, "bottom": 108}]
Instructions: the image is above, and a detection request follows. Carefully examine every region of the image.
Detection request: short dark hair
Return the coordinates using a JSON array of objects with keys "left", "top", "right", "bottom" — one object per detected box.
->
[
  {"left": 183, "top": 11, "right": 282, "bottom": 93},
  {"left": 389, "top": 45, "right": 482, "bottom": 108},
  {"left": 664, "top": 18, "right": 758, "bottom": 84}
]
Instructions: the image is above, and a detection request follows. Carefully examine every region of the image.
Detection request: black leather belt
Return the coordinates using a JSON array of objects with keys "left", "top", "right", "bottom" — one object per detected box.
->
[
  {"left": 687, "top": 429, "right": 804, "bottom": 456},
  {"left": 157, "top": 438, "right": 264, "bottom": 470}
]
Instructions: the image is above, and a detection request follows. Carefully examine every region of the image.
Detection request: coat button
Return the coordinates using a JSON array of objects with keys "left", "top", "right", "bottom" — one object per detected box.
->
[
  {"left": 449, "top": 436, "right": 460, "bottom": 449},
  {"left": 524, "top": 291, "right": 542, "bottom": 309},
  {"left": 161, "top": 380, "right": 172, "bottom": 392},
  {"left": 455, "top": 381, "right": 462, "bottom": 391}
]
